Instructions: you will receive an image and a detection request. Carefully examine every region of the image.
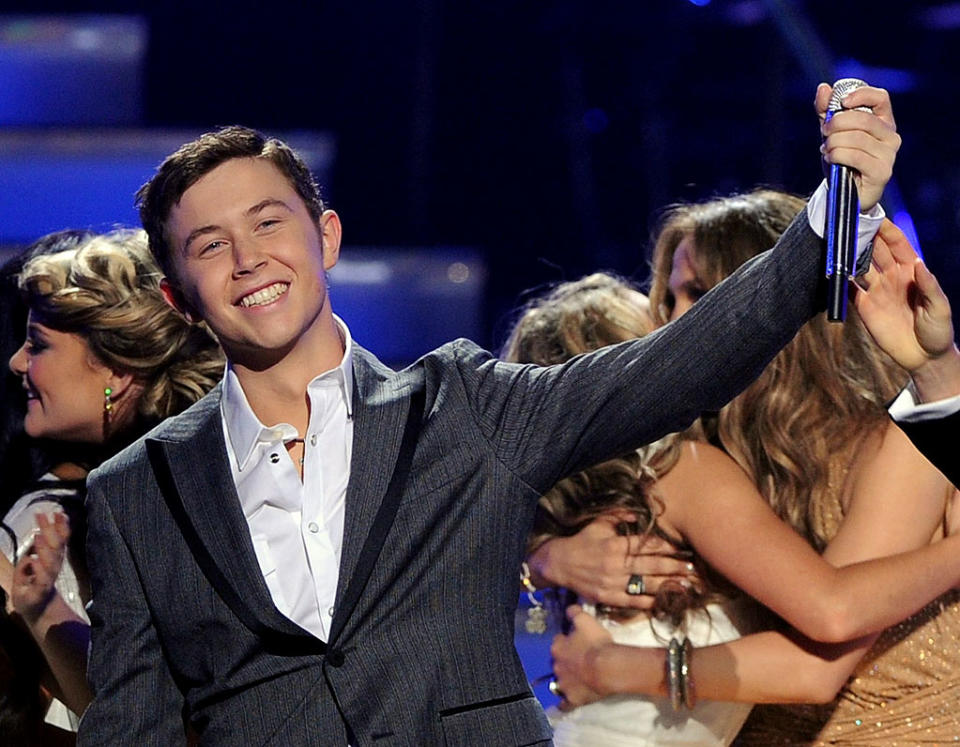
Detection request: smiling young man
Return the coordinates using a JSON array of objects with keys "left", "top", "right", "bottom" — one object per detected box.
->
[{"left": 78, "top": 85, "right": 900, "bottom": 746}]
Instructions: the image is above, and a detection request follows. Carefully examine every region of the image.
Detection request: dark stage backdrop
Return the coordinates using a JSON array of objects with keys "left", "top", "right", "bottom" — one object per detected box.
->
[{"left": 2, "top": 1, "right": 958, "bottom": 357}]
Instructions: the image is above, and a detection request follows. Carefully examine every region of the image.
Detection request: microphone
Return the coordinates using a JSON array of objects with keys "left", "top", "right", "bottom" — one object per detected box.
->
[{"left": 825, "top": 78, "right": 870, "bottom": 322}]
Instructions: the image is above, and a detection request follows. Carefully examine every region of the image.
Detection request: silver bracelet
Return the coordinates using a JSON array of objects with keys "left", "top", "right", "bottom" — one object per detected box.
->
[
  {"left": 666, "top": 637, "right": 683, "bottom": 711},
  {"left": 680, "top": 637, "right": 695, "bottom": 709}
]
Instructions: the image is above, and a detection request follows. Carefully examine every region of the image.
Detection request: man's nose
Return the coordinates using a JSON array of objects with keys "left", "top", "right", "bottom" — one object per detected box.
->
[{"left": 232, "top": 237, "right": 267, "bottom": 275}]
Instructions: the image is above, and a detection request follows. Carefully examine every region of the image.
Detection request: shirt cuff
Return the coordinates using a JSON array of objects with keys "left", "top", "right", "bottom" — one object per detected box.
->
[
  {"left": 888, "top": 385, "right": 960, "bottom": 423},
  {"left": 806, "top": 179, "right": 885, "bottom": 273}
]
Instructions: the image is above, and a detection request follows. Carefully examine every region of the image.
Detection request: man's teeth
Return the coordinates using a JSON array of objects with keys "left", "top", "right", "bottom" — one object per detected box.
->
[{"left": 240, "top": 282, "right": 288, "bottom": 307}]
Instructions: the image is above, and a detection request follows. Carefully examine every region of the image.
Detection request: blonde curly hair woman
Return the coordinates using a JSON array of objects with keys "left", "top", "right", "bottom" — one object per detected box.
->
[{"left": 0, "top": 229, "right": 222, "bottom": 742}]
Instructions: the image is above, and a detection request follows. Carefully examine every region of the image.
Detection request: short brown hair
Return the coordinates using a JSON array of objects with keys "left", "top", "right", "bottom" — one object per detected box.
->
[{"left": 136, "top": 125, "right": 325, "bottom": 281}]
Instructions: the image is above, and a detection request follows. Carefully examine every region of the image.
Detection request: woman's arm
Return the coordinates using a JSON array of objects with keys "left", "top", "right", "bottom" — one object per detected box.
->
[
  {"left": 553, "top": 605, "right": 872, "bottom": 706},
  {"left": 554, "top": 420, "right": 954, "bottom": 705},
  {"left": 660, "top": 434, "right": 954, "bottom": 642},
  {"left": 853, "top": 219, "right": 960, "bottom": 403},
  {"left": 11, "top": 512, "right": 92, "bottom": 715}
]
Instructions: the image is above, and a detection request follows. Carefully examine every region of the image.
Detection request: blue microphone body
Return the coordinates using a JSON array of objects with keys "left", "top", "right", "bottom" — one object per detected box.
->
[{"left": 825, "top": 78, "right": 868, "bottom": 323}]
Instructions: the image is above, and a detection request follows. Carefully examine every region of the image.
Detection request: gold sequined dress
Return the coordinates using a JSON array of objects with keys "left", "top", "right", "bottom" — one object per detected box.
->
[{"left": 734, "top": 459, "right": 960, "bottom": 746}]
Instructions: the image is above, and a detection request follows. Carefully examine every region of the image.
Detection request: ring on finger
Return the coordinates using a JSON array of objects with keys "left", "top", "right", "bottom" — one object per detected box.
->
[
  {"left": 549, "top": 678, "right": 566, "bottom": 699},
  {"left": 626, "top": 573, "right": 645, "bottom": 596}
]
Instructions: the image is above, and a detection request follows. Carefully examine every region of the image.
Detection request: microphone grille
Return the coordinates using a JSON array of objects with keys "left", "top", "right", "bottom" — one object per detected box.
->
[{"left": 828, "top": 78, "right": 868, "bottom": 113}]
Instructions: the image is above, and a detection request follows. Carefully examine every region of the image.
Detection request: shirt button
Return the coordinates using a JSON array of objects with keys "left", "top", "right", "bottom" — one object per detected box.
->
[
  {"left": 310, "top": 434, "right": 318, "bottom": 446},
  {"left": 308, "top": 522, "right": 319, "bottom": 533},
  {"left": 269, "top": 453, "right": 280, "bottom": 464},
  {"left": 328, "top": 606, "right": 335, "bottom": 617}
]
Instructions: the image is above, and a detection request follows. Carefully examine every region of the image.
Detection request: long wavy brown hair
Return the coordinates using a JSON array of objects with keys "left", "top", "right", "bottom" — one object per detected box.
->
[
  {"left": 503, "top": 272, "right": 717, "bottom": 625},
  {"left": 648, "top": 190, "right": 907, "bottom": 550}
]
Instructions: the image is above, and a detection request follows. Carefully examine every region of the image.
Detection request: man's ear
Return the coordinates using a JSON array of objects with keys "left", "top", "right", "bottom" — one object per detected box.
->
[
  {"left": 319, "top": 210, "right": 342, "bottom": 271},
  {"left": 160, "top": 277, "right": 200, "bottom": 323}
]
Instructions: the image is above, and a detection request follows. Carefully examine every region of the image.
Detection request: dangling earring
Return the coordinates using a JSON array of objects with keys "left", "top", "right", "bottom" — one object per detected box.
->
[{"left": 103, "top": 386, "right": 113, "bottom": 423}]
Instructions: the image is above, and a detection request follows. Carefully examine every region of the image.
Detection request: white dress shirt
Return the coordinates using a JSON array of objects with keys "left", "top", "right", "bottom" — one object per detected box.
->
[
  {"left": 221, "top": 316, "right": 354, "bottom": 641},
  {"left": 888, "top": 384, "right": 960, "bottom": 422},
  {"left": 806, "top": 178, "right": 884, "bottom": 262}
]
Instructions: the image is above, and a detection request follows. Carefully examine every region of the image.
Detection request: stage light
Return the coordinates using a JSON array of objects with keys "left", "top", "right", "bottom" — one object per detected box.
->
[{"left": 893, "top": 211, "right": 923, "bottom": 260}]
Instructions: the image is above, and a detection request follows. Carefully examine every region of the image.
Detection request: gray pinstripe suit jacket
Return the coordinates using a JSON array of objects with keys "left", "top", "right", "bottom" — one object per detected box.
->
[{"left": 78, "top": 210, "right": 824, "bottom": 746}]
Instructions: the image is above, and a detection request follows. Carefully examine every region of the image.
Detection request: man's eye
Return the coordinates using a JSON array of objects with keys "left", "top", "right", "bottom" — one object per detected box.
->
[
  {"left": 258, "top": 218, "right": 281, "bottom": 230},
  {"left": 199, "top": 240, "right": 225, "bottom": 256}
]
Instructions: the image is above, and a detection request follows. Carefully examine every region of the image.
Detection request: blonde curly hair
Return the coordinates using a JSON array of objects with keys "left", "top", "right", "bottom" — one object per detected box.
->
[{"left": 18, "top": 229, "right": 223, "bottom": 427}]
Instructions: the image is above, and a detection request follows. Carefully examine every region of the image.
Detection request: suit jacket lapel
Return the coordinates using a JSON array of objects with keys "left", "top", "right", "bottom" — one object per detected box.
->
[
  {"left": 147, "top": 387, "right": 315, "bottom": 645},
  {"left": 331, "top": 347, "right": 412, "bottom": 643}
]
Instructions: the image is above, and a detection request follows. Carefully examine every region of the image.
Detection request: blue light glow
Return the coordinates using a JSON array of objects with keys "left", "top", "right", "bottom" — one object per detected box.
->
[
  {"left": 582, "top": 108, "right": 609, "bottom": 134},
  {"left": 835, "top": 58, "right": 917, "bottom": 94},
  {"left": 893, "top": 211, "right": 923, "bottom": 260}
]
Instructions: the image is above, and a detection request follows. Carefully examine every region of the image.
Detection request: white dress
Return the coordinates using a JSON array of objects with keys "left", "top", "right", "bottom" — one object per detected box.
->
[
  {"left": 1, "top": 473, "right": 88, "bottom": 732},
  {"left": 549, "top": 599, "right": 755, "bottom": 746}
]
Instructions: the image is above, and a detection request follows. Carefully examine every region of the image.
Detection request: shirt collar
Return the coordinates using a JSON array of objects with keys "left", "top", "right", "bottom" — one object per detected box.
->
[{"left": 221, "top": 315, "right": 355, "bottom": 471}]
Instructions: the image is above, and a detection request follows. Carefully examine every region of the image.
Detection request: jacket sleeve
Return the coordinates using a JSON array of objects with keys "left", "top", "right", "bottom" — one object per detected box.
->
[
  {"left": 78, "top": 474, "right": 185, "bottom": 745},
  {"left": 456, "top": 208, "right": 824, "bottom": 492},
  {"left": 895, "top": 410, "right": 960, "bottom": 488}
]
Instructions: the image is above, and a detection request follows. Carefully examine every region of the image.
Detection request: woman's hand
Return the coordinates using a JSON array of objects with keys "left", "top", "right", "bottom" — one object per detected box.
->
[
  {"left": 529, "top": 511, "right": 700, "bottom": 609},
  {"left": 853, "top": 219, "right": 960, "bottom": 401},
  {"left": 0, "top": 553, "right": 14, "bottom": 614},
  {"left": 550, "top": 605, "right": 616, "bottom": 708},
  {"left": 11, "top": 512, "right": 70, "bottom": 625}
]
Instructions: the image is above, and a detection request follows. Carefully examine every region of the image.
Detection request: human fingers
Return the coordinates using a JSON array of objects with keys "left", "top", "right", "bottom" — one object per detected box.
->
[
  {"left": 838, "top": 85, "right": 896, "bottom": 129},
  {"left": 814, "top": 83, "right": 832, "bottom": 122},
  {"left": 822, "top": 130, "right": 897, "bottom": 176},
  {"left": 595, "top": 559, "right": 700, "bottom": 610},
  {"left": 11, "top": 554, "right": 57, "bottom": 622},
  {"left": 915, "top": 260, "right": 947, "bottom": 308},
  {"left": 876, "top": 220, "right": 920, "bottom": 265},
  {"left": 822, "top": 120, "right": 898, "bottom": 212},
  {"left": 51, "top": 511, "right": 71, "bottom": 544},
  {"left": 858, "top": 233, "right": 888, "bottom": 283},
  {"left": 35, "top": 512, "right": 68, "bottom": 551},
  {"left": 34, "top": 513, "right": 68, "bottom": 561},
  {"left": 620, "top": 531, "right": 671, "bottom": 557},
  {"left": 565, "top": 604, "right": 585, "bottom": 623},
  {"left": 822, "top": 145, "right": 893, "bottom": 211},
  {"left": 915, "top": 261, "right": 954, "bottom": 343},
  {"left": 563, "top": 604, "right": 615, "bottom": 645},
  {"left": 22, "top": 517, "right": 66, "bottom": 582},
  {"left": 23, "top": 534, "right": 59, "bottom": 581},
  {"left": 0, "top": 552, "right": 14, "bottom": 596},
  {"left": 822, "top": 112, "right": 901, "bottom": 162}
]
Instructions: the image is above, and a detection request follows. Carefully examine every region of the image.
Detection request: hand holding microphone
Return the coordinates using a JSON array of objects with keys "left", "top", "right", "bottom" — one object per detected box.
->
[{"left": 815, "top": 81, "right": 901, "bottom": 321}]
